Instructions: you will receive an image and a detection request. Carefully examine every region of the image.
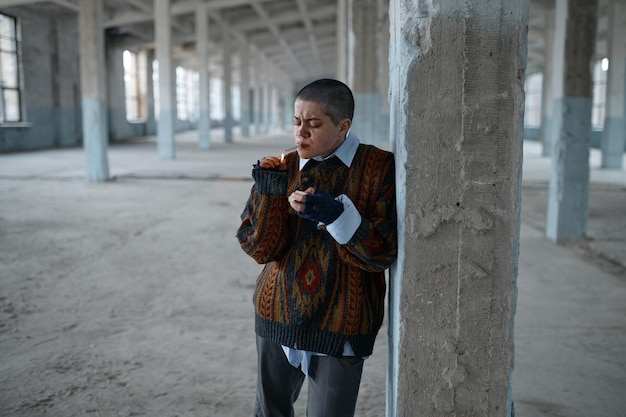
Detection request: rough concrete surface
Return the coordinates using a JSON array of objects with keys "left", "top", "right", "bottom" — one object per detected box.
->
[{"left": 1, "top": 131, "right": 625, "bottom": 417}]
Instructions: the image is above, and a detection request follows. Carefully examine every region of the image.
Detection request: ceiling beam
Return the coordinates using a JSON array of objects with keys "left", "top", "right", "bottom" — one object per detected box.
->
[
  {"left": 248, "top": 0, "right": 305, "bottom": 74},
  {"left": 294, "top": 0, "right": 322, "bottom": 74}
]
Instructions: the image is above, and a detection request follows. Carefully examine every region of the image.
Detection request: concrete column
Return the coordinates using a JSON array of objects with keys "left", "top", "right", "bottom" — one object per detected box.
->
[
  {"left": 347, "top": 0, "right": 382, "bottom": 146},
  {"left": 270, "top": 79, "right": 277, "bottom": 129},
  {"left": 283, "top": 85, "right": 294, "bottom": 129},
  {"left": 546, "top": 0, "right": 598, "bottom": 241},
  {"left": 277, "top": 86, "right": 285, "bottom": 129},
  {"left": 222, "top": 23, "right": 233, "bottom": 143},
  {"left": 155, "top": 0, "right": 175, "bottom": 159},
  {"left": 548, "top": 0, "right": 566, "bottom": 160},
  {"left": 601, "top": 0, "right": 626, "bottom": 169},
  {"left": 377, "top": 0, "right": 390, "bottom": 143},
  {"left": 265, "top": 81, "right": 273, "bottom": 133},
  {"left": 146, "top": 49, "right": 157, "bottom": 134},
  {"left": 336, "top": 0, "right": 349, "bottom": 82},
  {"left": 196, "top": 1, "right": 211, "bottom": 150},
  {"left": 78, "top": 0, "right": 109, "bottom": 182},
  {"left": 541, "top": 7, "right": 555, "bottom": 156},
  {"left": 240, "top": 40, "right": 251, "bottom": 138},
  {"left": 388, "top": 1, "right": 526, "bottom": 416},
  {"left": 280, "top": 83, "right": 293, "bottom": 129},
  {"left": 266, "top": 81, "right": 273, "bottom": 131},
  {"left": 254, "top": 57, "right": 263, "bottom": 135},
  {"left": 262, "top": 59, "right": 271, "bottom": 133}
]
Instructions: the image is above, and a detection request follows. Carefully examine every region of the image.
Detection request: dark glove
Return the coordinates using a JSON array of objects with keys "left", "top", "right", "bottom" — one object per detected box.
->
[{"left": 297, "top": 188, "right": 343, "bottom": 225}]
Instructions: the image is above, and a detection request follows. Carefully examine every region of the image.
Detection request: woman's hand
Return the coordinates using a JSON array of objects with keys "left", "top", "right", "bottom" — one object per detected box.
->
[
  {"left": 288, "top": 187, "right": 315, "bottom": 212},
  {"left": 257, "top": 156, "right": 287, "bottom": 170}
]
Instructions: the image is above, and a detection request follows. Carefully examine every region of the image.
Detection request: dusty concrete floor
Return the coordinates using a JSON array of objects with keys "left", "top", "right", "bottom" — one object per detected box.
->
[{"left": 0, "top": 131, "right": 624, "bottom": 417}]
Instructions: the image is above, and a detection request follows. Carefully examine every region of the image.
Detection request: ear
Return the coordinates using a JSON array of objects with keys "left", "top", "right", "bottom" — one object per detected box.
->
[{"left": 338, "top": 118, "right": 352, "bottom": 137}]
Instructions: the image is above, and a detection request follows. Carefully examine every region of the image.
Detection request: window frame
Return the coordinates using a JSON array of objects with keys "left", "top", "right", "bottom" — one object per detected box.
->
[
  {"left": 123, "top": 49, "right": 148, "bottom": 123},
  {"left": 0, "top": 12, "right": 24, "bottom": 124},
  {"left": 591, "top": 58, "right": 607, "bottom": 130},
  {"left": 524, "top": 72, "right": 543, "bottom": 129}
]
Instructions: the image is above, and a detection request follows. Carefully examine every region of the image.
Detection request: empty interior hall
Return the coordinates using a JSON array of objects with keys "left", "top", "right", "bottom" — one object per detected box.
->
[
  {"left": 0, "top": 1, "right": 624, "bottom": 176},
  {"left": 0, "top": 1, "right": 625, "bottom": 417}
]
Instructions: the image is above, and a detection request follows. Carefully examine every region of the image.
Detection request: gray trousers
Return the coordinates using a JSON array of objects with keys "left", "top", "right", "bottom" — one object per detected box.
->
[{"left": 254, "top": 335, "right": 365, "bottom": 417}]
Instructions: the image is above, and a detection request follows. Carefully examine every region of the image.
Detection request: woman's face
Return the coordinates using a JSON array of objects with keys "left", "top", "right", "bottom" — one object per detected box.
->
[{"left": 293, "top": 99, "right": 351, "bottom": 159}]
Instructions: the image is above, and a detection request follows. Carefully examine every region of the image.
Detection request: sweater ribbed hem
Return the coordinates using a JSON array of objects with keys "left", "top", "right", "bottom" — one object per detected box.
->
[
  {"left": 255, "top": 316, "right": 379, "bottom": 358},
  {"left": 251, "top": 168, "right": 289, "bottom": 196}
]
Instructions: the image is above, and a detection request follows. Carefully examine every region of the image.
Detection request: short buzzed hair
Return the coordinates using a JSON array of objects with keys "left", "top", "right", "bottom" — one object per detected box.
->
[{"left": 295, "top": 79, "right": 354, "bottom": 125}]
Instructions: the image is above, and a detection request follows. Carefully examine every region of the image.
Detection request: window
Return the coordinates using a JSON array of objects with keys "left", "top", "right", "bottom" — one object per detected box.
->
[
  {"left": 152, "top": 60, "right": 159, "bottom": 120},
  {"left": 210, "top": 77, "right": 224, "bottom": 120},
  {"left": 123, "top": 50, "right": 147, "bottom": 122},
  {"left": 524, "top": 72, "right": 543, "bottom": 128},
  {"left": 176, "top": 66, "right": 199, "bottom": 121},
  {"left": 232, "top": 84, "right": 240, "bottom": 121},
  {"left": 0, "top": 13, "right": 22, "bottom": 122},
  {"left": 591, "top": 58, "right": 607, "bottom": 130}
]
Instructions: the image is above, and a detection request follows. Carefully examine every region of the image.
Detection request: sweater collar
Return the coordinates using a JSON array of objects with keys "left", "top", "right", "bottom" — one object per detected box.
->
[{"left": 298, "top": 130, "right": 360, "bottom": 171}]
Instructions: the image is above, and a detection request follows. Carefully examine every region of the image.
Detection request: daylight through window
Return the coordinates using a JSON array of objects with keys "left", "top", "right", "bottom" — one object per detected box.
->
[{"left": 0, "top": 13, "right": 22, "bottom": 122}]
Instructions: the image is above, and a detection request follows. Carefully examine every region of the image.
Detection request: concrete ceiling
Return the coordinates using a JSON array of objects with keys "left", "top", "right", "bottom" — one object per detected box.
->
[{"left": 0, "top": 0, "right": 613, "bottom": 82}]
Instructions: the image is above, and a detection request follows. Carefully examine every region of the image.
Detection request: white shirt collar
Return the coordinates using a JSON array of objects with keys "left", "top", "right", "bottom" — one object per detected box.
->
[{"left": 298, "top": 131, "right": 360, "bottom": 171}]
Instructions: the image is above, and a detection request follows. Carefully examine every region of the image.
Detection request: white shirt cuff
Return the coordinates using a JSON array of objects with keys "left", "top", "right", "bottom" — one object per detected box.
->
[{"left": 325, "top": 194, "right": 361, "bottom": 244}]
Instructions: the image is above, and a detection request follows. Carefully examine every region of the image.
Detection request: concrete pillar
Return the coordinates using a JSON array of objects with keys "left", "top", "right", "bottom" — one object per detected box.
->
[
  {"left": 347, "top": 0, "right": 383, "bottom": 146},
  {"left": 546, "top": 0, "right": 598, "bottom": 241},
  {"left": 240, "top": 40, "right": 251, "bottom": 138},
  {"left": 336, "top": 0, "right": 349, "bottom": 82},
  {"left": 280, "top": 84, "right": 293, "bottom": 129},
  {"left": 196, "top": 2, "right": 211, "bottom": 150},
  {"left": 265, "top": 81, "right": 273, "bottom": 132},
  {"left": 262, "top": 59, "right": 271, "bottom": 133},
  {"left": 155, "top": 0, "right": 175, "bottom": 159},
  {"left": 541, "top": 7, "right": 555, "bottom": 156},
  {"left": 388, "top": 1, "right": 527, "bottom": 416},
  {"left": 254, "top": 57, "right": 263, "bottom": 135},
  {"left": 547, "top": 0, "right": 566, "bottom": 161},
  {"left": 146, "top": 49, "right": 157, "bottom": 134},
  {"left": 285, "top": 86, "right": 295, "bottom": 129},
  {"left": 222, "top": 24, "right": 233, "bottom": 143},
  {"left": 601, "top": 0, "right": 626, "bottom": 169},
  {"left": 266, "top": 81, "right": 273, "bottom": 131},
  {"left": 78, "top": 0, "right": 109, "bottom": 182},
  {"left": 377, "top": 0, "right": 390, "bottom": 143},
  {"left": 254, "top": 64, "right": 262, "bottom": 135},
  {"left": 270, "top": 79, "right": 277, "bottom": 130}
]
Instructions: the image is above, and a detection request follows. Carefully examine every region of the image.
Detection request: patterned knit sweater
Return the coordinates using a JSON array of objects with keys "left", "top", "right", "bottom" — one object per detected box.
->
[{"left": 236, "top": 144, "right": 397, "bottom": 358}]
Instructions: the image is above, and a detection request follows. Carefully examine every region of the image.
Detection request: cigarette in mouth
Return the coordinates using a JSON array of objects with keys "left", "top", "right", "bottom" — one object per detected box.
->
[
  {"left": 283, "top": 145, "right": 299, "bottom": 153},
  {"left": 281, "top": 145, "right": 299, "bottom": 162}
]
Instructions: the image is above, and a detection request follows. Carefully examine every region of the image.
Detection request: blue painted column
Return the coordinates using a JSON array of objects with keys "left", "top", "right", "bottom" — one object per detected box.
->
[
  {"left": 601, "top": 0, "right": 626, "bottom": 169},
  {"left": 155, "top": 0, "right": 175, "bottom": 159},
  {"left": 546, "top": 0, "right": 598, "bottom": 241},
  {"left": 78, "top": 0, "right": 109, "bottom": 182},
  {"left": 196, "top": 2, "right": 211, "bottom": 150}
]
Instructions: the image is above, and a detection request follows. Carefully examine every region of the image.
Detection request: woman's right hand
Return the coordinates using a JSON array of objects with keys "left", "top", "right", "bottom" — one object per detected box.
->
[{"left": 257, "top": 156, "right": 286, "bottom": 170}]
